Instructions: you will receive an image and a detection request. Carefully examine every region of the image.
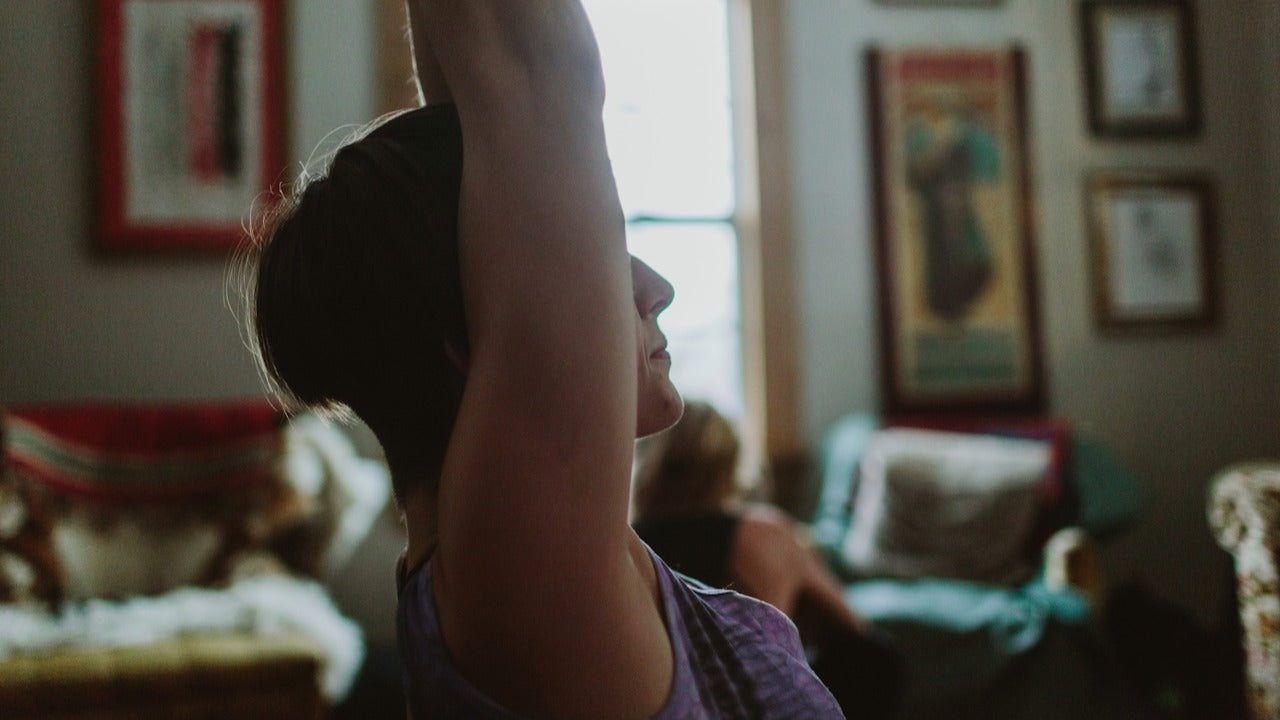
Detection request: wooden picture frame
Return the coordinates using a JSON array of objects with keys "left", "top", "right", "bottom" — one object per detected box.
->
[
  {"left": 96, "top": 0, "right": 285, "bottom": 252},
  {"left": 1080, "top": 0, "right": 1201, "bottom": 138},
  {"left": 1087, "top": 172, "right": 1217, "bottom": 331},
  {"left": 867, "top": 47, "right": 1045, "bottom": 417}
]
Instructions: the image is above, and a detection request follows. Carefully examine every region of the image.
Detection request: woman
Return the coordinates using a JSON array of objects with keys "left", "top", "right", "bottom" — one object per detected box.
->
[
  {"left": 633, "top": 401, "right": 862, "bottom": 622},
  {"left": 633, "top": 402, "right": 901, "bottom": 718},
  {"left": 247, "top": 1, "right": 843, "bottom": 718}
]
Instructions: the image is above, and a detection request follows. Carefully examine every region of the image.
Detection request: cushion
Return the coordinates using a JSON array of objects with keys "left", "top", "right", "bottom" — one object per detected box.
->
[
  {"left": 887, "top": 416, "right": 1074, "bottom": 551},
  {"left": 841, "top": 428, "right": 1053, "bottom": 585}
]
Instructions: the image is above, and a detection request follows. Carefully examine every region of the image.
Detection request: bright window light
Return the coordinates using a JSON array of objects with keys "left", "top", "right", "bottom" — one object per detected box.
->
[{"left": 581, "top": 0, "right": 743, "bottom": 418}]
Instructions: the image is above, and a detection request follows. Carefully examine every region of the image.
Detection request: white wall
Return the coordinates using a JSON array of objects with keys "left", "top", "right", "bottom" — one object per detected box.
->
[
  {"left": 786, "top": 0, "right": 1280, "bottom": 626},
  {"left": 1265, "top": 0, "right": 1280, "bottom": 267}
]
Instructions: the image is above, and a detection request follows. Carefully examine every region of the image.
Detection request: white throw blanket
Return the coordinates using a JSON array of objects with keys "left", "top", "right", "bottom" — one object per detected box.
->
[{"left": 0, "top": 572, "right": 364, "bottom": 701}]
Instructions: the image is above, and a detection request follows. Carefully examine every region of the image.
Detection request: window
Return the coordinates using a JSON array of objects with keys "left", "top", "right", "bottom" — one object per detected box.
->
[{"left": 581, "top": 0, "right": 744, "bottom": 419}]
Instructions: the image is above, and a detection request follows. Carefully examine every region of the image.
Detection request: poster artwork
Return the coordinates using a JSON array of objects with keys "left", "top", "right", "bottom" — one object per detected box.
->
[{"left": 871, "top": 48, "right": 1043, "bottom": 413}]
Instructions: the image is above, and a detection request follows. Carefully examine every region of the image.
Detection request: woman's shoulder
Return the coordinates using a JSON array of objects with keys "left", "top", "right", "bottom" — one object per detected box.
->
[
  {"left": 649, "top": 550, "right": 844, "bottom": 719},
  {"left": 737, "top": 501, "right": 797, "bottom": 528},
  {"left": 734, "top": 504, "right": 806, "bottom": 561}
]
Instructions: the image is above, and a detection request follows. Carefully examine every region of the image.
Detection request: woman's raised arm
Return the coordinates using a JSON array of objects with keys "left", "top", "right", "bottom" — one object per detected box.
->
[{"left": 406, "top": 3, "right": 671, "bottom": 718}]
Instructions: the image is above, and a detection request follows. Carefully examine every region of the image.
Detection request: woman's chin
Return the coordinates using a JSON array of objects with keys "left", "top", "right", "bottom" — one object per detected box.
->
[{"left": 636, "top": 389, "right": 683, "bottom": 439}]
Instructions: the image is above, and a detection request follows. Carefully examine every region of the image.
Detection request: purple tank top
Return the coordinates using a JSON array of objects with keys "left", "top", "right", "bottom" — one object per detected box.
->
[{"left": 396, "top": 545, "right": 845, "bottom": 719}]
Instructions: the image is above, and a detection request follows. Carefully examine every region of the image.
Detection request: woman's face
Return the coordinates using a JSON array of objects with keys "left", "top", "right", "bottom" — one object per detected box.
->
[{"left": 631, "top": 256, "right": 682, "bottom": 437}]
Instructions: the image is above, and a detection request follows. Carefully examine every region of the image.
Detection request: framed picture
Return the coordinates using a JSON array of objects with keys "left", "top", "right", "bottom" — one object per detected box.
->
[
  {"left": 1080, "top": 0, "right": 1201, "bottom": 138},
  {"left": 96, "top": 0, "right": 285, "bottom": 252},
  {"left": 867, "top": 47, "right": 1044, "bottom": 416},
  {"left": 1087, "top": 172, "right": 1216, "bottom": 331}
]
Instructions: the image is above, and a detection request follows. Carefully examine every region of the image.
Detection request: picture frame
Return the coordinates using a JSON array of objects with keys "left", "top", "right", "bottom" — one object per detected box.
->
[
  {"left": 866, "top": 47, "right": 1045, "bottom": 417},
  {"left": 96, "top": 0, "right": 285, "bottom": 252},
  {"left": 1080, "top": 0, "right": 1201, "bottom": 138},
  {"left": 1086, "top": 172, "right": 1217, "bottom": 331}
]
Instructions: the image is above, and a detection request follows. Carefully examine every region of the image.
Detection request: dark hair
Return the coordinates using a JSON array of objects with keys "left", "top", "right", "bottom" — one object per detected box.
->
[
  {"left": 246, "top": 104, "right": 467, "bottom": 495},
  {"left": 632, "top": 401, "right": 741, "bottom": 519}
]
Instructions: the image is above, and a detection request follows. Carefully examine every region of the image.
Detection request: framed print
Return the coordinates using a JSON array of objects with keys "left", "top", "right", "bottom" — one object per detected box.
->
[
  {"left": 97, "top": 0, "right": 285, "bottom": 252},
  {"left": 867, "top": 47, "right": 1045, "bottom": 416},
  {"left": 1087, "top": 172, "right": 1216, "bottom": 331},
  {"left": 1080, "top": 0, "right": 1201, "bottom": 138}
]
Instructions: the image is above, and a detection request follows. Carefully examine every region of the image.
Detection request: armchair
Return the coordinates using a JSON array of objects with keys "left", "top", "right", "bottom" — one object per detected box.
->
[
  {"left": 1208, "top": 463, "right": 1280, "bottom": 720},
  {"left": 808, "top": 412, "right": 1147, "bottom": 720}
]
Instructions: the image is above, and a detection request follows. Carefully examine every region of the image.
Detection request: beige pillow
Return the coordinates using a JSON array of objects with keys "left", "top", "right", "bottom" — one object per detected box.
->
[{"left": 842, "top": 428, "right": 1052, "bottom": 585}]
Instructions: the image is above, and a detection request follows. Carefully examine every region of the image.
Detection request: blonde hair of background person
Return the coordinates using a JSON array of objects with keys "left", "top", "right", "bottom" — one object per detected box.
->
[
  {"left": 633, "top": 400, "right": 745, "bottom": 518},
  {"left": 246, "top": 1, "right": 846, "bottom": 718},
  {"left": 634, "top": 401, "right": 868, "bottom": 630}
]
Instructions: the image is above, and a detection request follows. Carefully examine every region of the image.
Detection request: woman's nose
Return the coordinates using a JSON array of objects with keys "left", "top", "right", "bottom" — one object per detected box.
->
[{"left": 632, "top": 257, "right": 675, "bottom": 317}]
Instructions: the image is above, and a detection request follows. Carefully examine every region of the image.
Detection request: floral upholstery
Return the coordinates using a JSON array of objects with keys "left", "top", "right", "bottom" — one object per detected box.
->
[{"left": 1209, "top": 463, "right": 1280, "bottom": 720}]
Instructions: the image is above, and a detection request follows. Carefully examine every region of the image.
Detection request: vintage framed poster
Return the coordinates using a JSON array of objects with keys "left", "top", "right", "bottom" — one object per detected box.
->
[
  {"left": 1080, "top": 0, "right": 1201, "bottom": 138},
  {"left": 96, "top": 0, "right": 285, "bottom": 252},
  {"left": 867, "top": 47, "right": 1045, "bottom": 416},
  {"left": 1086, "top": 172, "right": 1216, "bottom": 331}
]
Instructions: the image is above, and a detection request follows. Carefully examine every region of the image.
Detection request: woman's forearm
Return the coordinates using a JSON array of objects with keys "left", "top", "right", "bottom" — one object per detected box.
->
[
  {"left": 411, "top": 0, "right": 633, "bottom": 465},
  {"left": 410, "top": 1, "right": 605, "bottom": 112}
]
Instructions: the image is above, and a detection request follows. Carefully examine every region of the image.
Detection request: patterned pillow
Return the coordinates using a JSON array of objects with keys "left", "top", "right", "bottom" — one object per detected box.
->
[{"left": 841, "top": 428, "right": 1053, "bottom": 585}]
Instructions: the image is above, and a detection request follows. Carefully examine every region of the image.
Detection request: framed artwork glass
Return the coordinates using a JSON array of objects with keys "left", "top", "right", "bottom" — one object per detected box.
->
[
  {"left": 1080, "top": 0, "right": 1201, "bottom": 138},
  {"left": 96, "top": 0, "right": 285, "bottom": 252},
  {"left": 866, "top": 47, "right": 1045, "bottom": 416},
  {"left": 1087, "top": 172, "right": 1217, "bottom": 331}
]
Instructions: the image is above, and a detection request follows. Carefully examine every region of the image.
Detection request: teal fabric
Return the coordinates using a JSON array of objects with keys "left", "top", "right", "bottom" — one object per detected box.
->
[
  {"left": 809, "top": 413, "right": 878, "bottom": 580},
  {"left": 1068, "top": 437, "right": 1146, "bottom": 541},
  {"left": 847, "top": 579, "right": 1091, "bottom": 636},
  {"left": 846, "top": 581, "right": 1137, "bottom": 720}
]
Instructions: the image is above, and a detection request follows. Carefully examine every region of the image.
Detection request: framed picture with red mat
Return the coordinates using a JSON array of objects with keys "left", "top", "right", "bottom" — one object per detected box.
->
[{"left": 96, "top": 0, "right": 285, "bottom": 252}]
